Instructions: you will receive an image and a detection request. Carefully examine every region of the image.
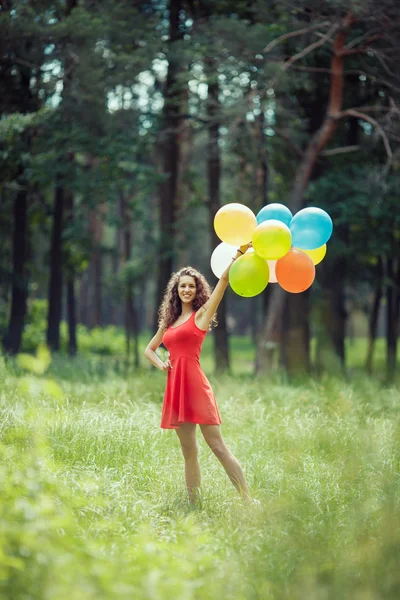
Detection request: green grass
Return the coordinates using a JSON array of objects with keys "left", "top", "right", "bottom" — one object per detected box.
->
[{"left": 1, "top": 354, "right": 400, "bottom": 599}]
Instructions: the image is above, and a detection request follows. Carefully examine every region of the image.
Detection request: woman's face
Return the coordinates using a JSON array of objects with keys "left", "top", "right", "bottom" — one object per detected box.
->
[{"left": 178, "top": 275, "right": 197, "bottom": 305}]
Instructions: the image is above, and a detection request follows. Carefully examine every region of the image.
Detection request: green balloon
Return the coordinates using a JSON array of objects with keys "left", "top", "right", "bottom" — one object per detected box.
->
[
  {"left": 252, "top": 219, "right": 292, "bottom": 260},
  {"left": 229, "top": 253, "right": 269, "bottom": 297}
]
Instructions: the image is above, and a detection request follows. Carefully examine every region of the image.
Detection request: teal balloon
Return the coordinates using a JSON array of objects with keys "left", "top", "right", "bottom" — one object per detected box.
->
[
  {"left": 290, "top": 207, "right": 333, "bottom": 250},
  {"left": 256, "top": 203, "right": 293, "bottom": 227}
]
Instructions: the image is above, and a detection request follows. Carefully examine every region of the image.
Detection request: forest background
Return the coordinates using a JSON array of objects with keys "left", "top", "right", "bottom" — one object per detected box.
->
[
  {"left": 1, "top": 0, "right": 400, "bottom": 381},
  {"left": 2, "top": 2, "right": 400, "bottom": 598}
]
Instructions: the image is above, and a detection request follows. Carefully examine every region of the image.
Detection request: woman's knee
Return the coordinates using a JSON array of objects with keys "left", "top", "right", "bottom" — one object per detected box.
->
[
  {"left": 200, "top": 425, "right": 229, "bottom": 460},
  {"left": 175, "top": 423, "right": 198, "bottom": 460},
  {"left": 180, "top": 442, "right": 198, "bottom": 461}
]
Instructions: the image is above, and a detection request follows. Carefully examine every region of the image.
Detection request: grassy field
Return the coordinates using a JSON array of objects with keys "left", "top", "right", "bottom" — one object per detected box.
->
[{"left": 1, "top": 344, "right": 400, "bottom": 599}]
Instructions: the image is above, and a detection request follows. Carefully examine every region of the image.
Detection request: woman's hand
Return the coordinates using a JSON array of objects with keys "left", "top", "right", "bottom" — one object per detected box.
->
[
  {"left": 238, "top": 242, "right": 252, "bottom": 255},
  {"left": 161, "top": 358, "right": 172, "bottom": 372}
]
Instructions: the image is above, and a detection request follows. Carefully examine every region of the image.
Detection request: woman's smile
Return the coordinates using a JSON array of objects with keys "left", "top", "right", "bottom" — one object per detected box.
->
[{"left": 178, "top": 275, "right": 197, "bottom": 302}]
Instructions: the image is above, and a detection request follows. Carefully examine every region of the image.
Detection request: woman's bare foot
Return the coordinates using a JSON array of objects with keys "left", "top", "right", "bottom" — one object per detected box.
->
[
  {"left": 187, "top": 487, "right": 201, "bottom": 507},
  {"left": 243, "top": 497, "right": 260, "bottom": 506}
]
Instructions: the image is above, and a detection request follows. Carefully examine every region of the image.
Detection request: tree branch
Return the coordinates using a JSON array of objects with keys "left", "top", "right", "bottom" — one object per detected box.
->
[
  {"left": 340, "top": 48, "right": 371, "bottom": 56},
  {"left": 289, "top": 66, "right": 400, "bottom": 94},
  {"left": 343, "top": 32, "right": 382, "bottom": 51},
  {"left": 173, "top": 113, "right": 208, "bottom": 125},
  {"left": 341, "top": 105, "right": 391, "bottom": 113},
  {"left": 262, "top": 21, "right": 331, "bottom": 54},
  {"left": 270, "top": 127, "right": 303, "bottom": 158},
  {"left": 283, "top": 23, "right": 339, "bottom": 71},
  {"left": 386, "top": 132, "right": 400, "bottom": 142},
  {"left": 371, "top": 49, "right": 397, "bottom": 79},
  {"left": 321, "top": 145, "right": 360, "bottom": 156},
  {"left": 336, "top": 108, "right": 393, "bottom": 172},
  {"left": 287, "top": 11, "right": 355, "bottom": 209},
  {"left": 9, "top": 57, "right": 43, "bottom": 70}
]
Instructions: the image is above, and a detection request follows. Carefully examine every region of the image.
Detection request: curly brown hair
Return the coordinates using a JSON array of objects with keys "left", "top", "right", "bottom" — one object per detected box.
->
[{"left": 158, "top": 266, "right": 218, "bottom": 331}]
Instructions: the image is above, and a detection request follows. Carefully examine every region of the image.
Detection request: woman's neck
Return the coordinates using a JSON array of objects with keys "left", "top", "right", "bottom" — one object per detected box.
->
[{"left": 180, "top": 304, "right": 194, "bottom": 317}]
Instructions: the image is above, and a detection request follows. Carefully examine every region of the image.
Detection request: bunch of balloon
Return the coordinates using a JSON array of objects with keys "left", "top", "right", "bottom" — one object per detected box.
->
[{"left": 211, "top": 202, "right": 333, "bottom": 297}]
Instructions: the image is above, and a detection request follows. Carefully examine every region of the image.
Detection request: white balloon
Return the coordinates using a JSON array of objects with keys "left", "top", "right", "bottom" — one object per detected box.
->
[
  {"left": 211, "top": 242, "right": 237, "bottom": 279},
  {"left": 267, "top": 260, "right": 278, "bottom": 283}
]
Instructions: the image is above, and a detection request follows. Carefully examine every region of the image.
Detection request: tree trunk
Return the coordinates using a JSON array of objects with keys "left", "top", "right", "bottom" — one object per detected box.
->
[
  {"left": 3, "top": 189, "right": 29, "bottom": 355},
  {"left": 47, "top": 183, "right": 64, "bottom": 351},
  {"left": 79, "top": 269, "right": 90, "bottom": 327},
  {"left": 65, "top": 190, "right": 77, "bottom": 355},
  {"left": 255, "top": 108, "right": 268, "bottom": 211},
  {"left": 126, "top": 290, "right": 140, "bottom": 369},
  {"left": 255, "top": 286, "right": 286, "bottom": 373},
  {"left": 67, "top": 278, "right": 77, "bottom": 356},
  {"left": 46, "top": 0, "right": 78, "bottom": 350},
  {"left": 206, "top": 57, "right": 230, "bottom": 372},
  {"left": 253, "top": 105, "right": 273, "bottom": 367},
  {"left": 175, "top": 86, "right": 193, "bottom": 267},
  {"left": 119, "top": 193, "right": 140, "bottom": 368},
  {"left": 312, "top": 113, "right": 358, "bottom": 375},
  {"left": 131, "top": 296, "right": 140, "bottom": 369},
  {"left": 281, "top": 290, "right": 310, "bottom": 374},
  {"left": 156, "top": 0, "right": 183, "bottom": 309},
  {"left": 2, "top": 14, "right": 38, "bottom": 355},
  {"left": 89, "top": 206, "right": 104, "bottom": 327},
  {"left": 93, "top": 244, "right": 102, "bottom": 327},
  {"left": 113, "top": 203, "right": 123, "bottom": 325},
  {"left": 365, "top": 257, "right": 383, "bottom": 374},
  {"left": 289, "top": 12, "right": 355, "bottom": 212},
  {"left": 314, "top": 251, "right": 348, "bottom": 375},
  {"left": 386, "top": 257, "right": 400, "bottom": 382},
  {"left": 256, "top": 11, "right": 355, "bottom": 375}
]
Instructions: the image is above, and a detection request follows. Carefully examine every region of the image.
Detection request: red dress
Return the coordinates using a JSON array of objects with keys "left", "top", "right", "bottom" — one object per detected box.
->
[{"left": 160, "top": 311, "right": 222, "bottom": 429}]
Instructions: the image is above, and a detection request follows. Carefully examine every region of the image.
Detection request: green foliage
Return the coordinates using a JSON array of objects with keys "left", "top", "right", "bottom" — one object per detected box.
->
[
  {"left": 17, "top": 344, "right": 51, "bottom": 375},
  {"left": 118, "top": 257, "right": 150, "bottom": 289},
  {"left": 0, "top": 109, "right": 52, "bottom": 183},
  {"left": 20, "top": 299, "right": 124, "bottom": 356},
  {"left": 307, "top": 164, "right": 400, "bottom": 281},
  {"left": 72, "top": 325, "right": 126, "bottom": 356},
  {"left": 21, "top": 300, "right": 48, "bottom": 353},
  {"left": 16, "top": 344, "right": 63, "bottom": 401}
]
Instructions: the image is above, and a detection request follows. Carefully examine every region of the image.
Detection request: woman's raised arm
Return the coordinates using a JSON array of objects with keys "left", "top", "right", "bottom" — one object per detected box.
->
[{"left": 196, "top": 243, "right": 251, "bottom": 331}]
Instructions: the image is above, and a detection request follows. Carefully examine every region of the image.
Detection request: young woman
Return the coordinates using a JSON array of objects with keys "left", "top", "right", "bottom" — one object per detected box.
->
[{"left": 144, "top": 244, "right": 256, "bottom": 506}]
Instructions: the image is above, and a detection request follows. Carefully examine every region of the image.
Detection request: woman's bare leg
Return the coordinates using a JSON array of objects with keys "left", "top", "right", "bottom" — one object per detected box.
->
[
  {"left": 175, "top": 422, "right": 201, "bottom": 504},
  {"left": 200, "top": 424, "right": 252, "bottom": 504}
]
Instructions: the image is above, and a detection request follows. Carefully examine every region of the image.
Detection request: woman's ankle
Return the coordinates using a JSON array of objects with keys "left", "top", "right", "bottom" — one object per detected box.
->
[{"left": 187, "top": 486, "right": 201, "bottom": 505}]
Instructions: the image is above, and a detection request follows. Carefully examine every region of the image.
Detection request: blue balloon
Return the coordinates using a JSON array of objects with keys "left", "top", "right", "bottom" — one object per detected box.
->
[
  {"left": 256, "top": 203, "right": 293, "bottom": 227},
  {"left": 290, "top": 207, "right": 333, "bottom": 250}
]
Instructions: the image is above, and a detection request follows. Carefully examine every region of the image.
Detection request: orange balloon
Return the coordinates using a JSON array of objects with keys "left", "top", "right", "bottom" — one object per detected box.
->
[{"left": 276, "top": 248, "right": 315, "bottom": 293}]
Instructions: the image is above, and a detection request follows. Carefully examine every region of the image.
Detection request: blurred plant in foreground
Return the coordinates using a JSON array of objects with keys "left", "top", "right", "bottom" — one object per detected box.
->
[{"left": 16, "top": 345, "right": 63, "bottom": 401}]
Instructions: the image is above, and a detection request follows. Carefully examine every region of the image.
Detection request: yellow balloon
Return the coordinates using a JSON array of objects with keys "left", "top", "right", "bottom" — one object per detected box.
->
[
  {"left": 229, "top": 253, "right": 269, "bottom": 297},
  {"left": 252, "top": 219, "right": 292, "bottom": 260},
  {"left": 295, "top": 244, "right": 327, "bottom": 265},
  {"left": 214, "top": 203, "right": 257, "bottom": 246}
]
